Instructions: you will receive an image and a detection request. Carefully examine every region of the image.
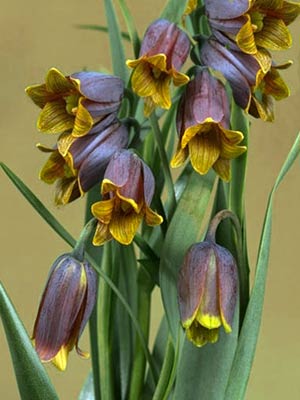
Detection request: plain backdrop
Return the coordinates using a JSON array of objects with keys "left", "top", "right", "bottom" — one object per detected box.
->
[{"left": 1, "top": 1, "right": 299, "bottom": 399}]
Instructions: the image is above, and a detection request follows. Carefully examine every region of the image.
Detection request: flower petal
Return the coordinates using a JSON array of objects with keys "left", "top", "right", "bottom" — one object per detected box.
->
[
  {"left": 45, "top": 68, "right": 74, "bottom": 94},
  {"left": 255, "top": 17, "right": 292, "bottom": 50},
  {"left": 213, "top": 158, "right": 231, "bottom": 182},
  {"left": 188, "top": 132, "right": 221, "bottom": 175},
  {"left": 109, "top": 211, "right": 143, "bottom": 245},
  {"left": 91, "top": 198, "right": 115, "bottom": 224},
  {"left": 38, "top": 100, "right": 74, "bottom": 133},
  {"left": 92, "top": 222, "right": 112, "bottom": 245},
  {"left": 145, "top": 207, "right": 163, "bottom": 226},
  {"left": 72, "top": 98, "right": 94, "bottom": 137}
]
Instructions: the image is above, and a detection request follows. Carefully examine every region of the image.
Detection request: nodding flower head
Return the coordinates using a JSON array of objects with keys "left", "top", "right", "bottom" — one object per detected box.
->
[
  {"left": 92, "top": 150, "right": 163, "bottom": 245},
  {"left": 127, "top": 19, "right": 190, "bottom": 116},
  {"left": 32, "top": 254, "right": 97, "bottom": 371},
  {"left": 26, "top": 68, "right": 124, "bottom": 137}
]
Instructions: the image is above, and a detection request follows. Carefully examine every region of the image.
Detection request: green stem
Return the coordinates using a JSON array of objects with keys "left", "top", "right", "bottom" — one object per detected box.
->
[
  {"left": 150, "top": 113, "right": 177, "bottom": 219},
  {"left": 152, "top": 337, "right": 174, "bottom": 400},
  {"left": 71, "top": 218, "right": 97, "bottom": 261},
  {"left": 98, "top": 242, "right": 115, "bottom": 400},
  {"left": 85, "top": 186, "right": 101, "bottom": 400},
  {"left": 128, "top": 277, "right": 152, "bottom": 400},
  {"left": 230, "top": 102, "right": 250, "bottom": 320}
]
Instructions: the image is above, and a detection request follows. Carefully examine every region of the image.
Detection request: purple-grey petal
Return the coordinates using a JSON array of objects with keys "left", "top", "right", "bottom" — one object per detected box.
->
[
  {"left": 205, "top": 0, "right": 250, "bottom": 20},
  {"left": 71, "top": 72, "right": 124, "bottom": 103}
]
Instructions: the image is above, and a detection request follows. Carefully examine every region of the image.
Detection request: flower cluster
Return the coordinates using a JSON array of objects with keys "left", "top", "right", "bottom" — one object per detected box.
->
[
  {"left": 26, "top": 68, "right": 128, "bottom": 204},
  {"left": 200, "top": 0, "right": 300, "bottom": 121}
]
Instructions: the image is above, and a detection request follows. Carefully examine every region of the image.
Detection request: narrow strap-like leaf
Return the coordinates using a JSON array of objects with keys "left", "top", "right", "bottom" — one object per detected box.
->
[
  {"left": 0, "top": 162, "right": 75, "bottom": 247},
  {"left": 1, "top": 162, "right": 157, "bottom": 382},
  {"left": 116, "top": 0, "right": 140, "bottom": 57},
  {"left": 76, "top": 24, "right": 131, "bottom": 41},
  {"left": 160, "top": 0, "right": 187, "bottom": 23},
  {"left": 0, "top": 282, "right": 58, "bottom": 400},
  {"left": 103, "top": 0, "right": 129, "bottom": 82},
  {"left": 225, "top": 133, "right": 300, "bottom": 400}
]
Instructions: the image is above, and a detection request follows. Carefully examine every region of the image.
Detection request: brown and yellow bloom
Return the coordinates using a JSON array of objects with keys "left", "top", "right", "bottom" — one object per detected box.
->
[
  {"left": 205, "top": 0, "right": 300, "bottom": 54},
  {"left": 178, "top": 239, "right": 238, "bottom": 347},
  {"left": 38, "top": 122, "right": 128, "bottom": 205},
  {"left": 126, "top": 19, "right": 190, "bottom": 116},
  {"left": 171, "top": 69, "right": 246, "bottom": 181},
  {"left": 92, "top": 150, "right": 163, "bottom": 245},
  {"left": 26, "top": 68, "right": 124, "bottom": 137},
  {"left": 32, "top": 254, "right": 97, "bottom": 371}
]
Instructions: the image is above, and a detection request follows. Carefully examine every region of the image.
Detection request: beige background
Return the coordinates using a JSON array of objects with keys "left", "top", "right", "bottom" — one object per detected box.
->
[{"left": 1, "top": 1, "right": 299, "bottom": 399}]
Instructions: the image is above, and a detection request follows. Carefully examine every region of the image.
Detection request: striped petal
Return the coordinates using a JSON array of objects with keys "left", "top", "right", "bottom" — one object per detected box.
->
[{"left": 37, "top": 100, "right": 74, "bottom": 133}]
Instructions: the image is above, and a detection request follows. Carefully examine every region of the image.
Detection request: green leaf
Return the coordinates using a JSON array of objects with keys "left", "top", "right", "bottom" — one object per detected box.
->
[
  {"left": 173, "top": 299, "right": 240, "bottom": 400},
  {"left": 1, "top": 163, "right": 156, "bottom": 384},
  {"left": 116, "top": 0, "right": 140, "bottom": 57},
  {"left": 103, "top": 0, "right": 129, "bottom": 82},
  {"left": 160, "top": 0, "right": 187, "bottom": 22},
  {"left": 113, "top": 244, "right": 138, "bottom": 399},
  {"left": 0, "top": 282, "right": 58, "bottom": 400},
  {"left": 0, "top": 162, "right": 76, "bottom": 248},
  {"left": 225, "top": 133, "right": 300, "bottom": 400},
  {"left": 76, "top": 24, "right": 130, "bottom": 41},
  {"left": 159, "top": 170, "right": 216, "bottom": 342}
]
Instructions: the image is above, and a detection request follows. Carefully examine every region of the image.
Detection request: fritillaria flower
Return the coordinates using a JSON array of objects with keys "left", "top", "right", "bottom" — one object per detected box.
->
[
  {"left": 200, "top": 39, "right": 262, "bottom": 111},
  {"left": 178, "top": 240, "right": 238, "bottom": 347},
  {"left": 205, "top": 0, "right": 300, "bottom": 54},
  {"left": 171, "top": 69, "right": 246, "bottom": 181},
  {"left": 38, "top": 122, "right": 128, "bottom": 205},
  {"left": 249, "top": 63, "right": 290, "bottom": 121},
  {"left": 126, "top": 19, "right": 190, "bottom": 116},
  {"left": 92, "top": 150, "right": 163, "bottom": 245},
  {"left": 32, "top": 254, "right": 97, "bottom": 371},
  {"left": 26, "top": 68, "right": 124, "bottom": 137}
]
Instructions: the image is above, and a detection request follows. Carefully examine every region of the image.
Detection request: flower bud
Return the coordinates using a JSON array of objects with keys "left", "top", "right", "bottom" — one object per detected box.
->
[
  {"left": 32, "top": 254, "right": 97, "bottom": 370},
  {"left": 178, "top": 240, "right": 238, "bottom": 347}
]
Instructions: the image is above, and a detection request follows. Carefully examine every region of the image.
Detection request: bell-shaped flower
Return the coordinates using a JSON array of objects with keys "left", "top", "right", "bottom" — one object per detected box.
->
[
  {"left": 200, "top": 39, "right": 262, "bottom": 111},
  {"left": 171, "top": 69, "right": 246, "bottom": 181},
  {"left": 38, "top": 122, "right": 128, "bottom": 205},
  {"left": 205, "top": 0, "right": 300, "bottom": 54},
  {"left": 26, "top": 68, "right": 124, "bottom": 137},
  {"left": 126, "top": 19, "right": 190, "bottom": 116},
  {"left": 178, "top": 240, "right": 238, "bottom": 347},
  {"left": 92, "top": 150, "right": 163, "bottom": 245},
  {"left": 32, "top": 254, "right": 97, "bottom": 371}
]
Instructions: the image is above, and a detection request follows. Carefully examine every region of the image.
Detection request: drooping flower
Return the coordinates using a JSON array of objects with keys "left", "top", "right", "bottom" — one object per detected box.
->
[
  {"left": 205, "top": 0, "right": 300, "bottom": 54},
  {"left": 200, "top": 39, "right": 262, "bottom": 111},
  {"left": 249, "top": 63, "right": 290, "bottom": 121},
  {"left": 92, "top": 150, "right": 163, "bottom": 245},
  {"left": 178, "top": 239, "right": 238, "bottom": 347},
  {"left": 126, "top": 19, "right": 190, "bottom": 116},
  {"left": 171, "top": 69, "right": 246, "bottom": 181},
  {"left": 26, "top": 68, "right": 124, "bottom": 137},
  {"left": 38, "top": 122, "right": 128, "bottom": 205},
  {"left": 32, "top": 254, "right": 97, "bottom": 371}
]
